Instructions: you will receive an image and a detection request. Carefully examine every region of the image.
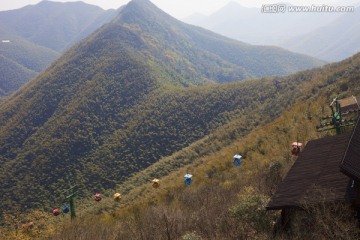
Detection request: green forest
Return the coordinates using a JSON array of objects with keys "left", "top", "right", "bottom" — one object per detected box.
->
[
  {"left": 0, "top": 1, "right": 119, "bottom": 96},
  {"left": 0, "top": 0, "right": 326, "bottom": 214},
  {"left": 0, "top": 0, "right": 359, "bottom": 239},
  {"left": 2, "top": 52, "right": 359, "bottom": 240}
]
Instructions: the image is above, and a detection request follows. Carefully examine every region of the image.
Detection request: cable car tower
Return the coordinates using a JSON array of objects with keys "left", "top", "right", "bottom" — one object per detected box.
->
[
  {"left": 64, "top": 185, "right": 78, "bottom": 220},
  {"left": 317, "top": 96, "right": 359, "bottom": 135}
]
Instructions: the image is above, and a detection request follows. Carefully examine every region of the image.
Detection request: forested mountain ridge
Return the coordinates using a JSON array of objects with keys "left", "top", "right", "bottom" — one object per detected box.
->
[
  {"left": 0, "top": 54, "right": 36, "bottom": 96},
  {"left": 0, "top": 34, "right": 60, "bottom": 96},
  {"left": 0, "top": 0, "right": 325, "bottom": 214},
  {"left": 0, "top": 0, "right": 115, "bottom": 52},
  {"left": 48, "top": 52, "right": 360, "bottom": 240},
  {"left": 114, "top": 51, "right": 360, "bottom": 200},
  {"left": 5, "top": 52, "right": 360, "bottom": 240},
  {"left": 110, "top": 0, "right": 324, "bottom": 82},
  {"left": 0, "top": 1, "right": 118, "bottom": 96},
  {"left": 0, "top": 0, "right": 325, "bottom": 97}
]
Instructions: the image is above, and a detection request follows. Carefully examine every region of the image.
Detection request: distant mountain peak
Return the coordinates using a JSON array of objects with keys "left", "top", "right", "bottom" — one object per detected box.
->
[
  {"left": 126, "top": 0, "right": 156, "bottom": 9},
  {"left": 131, "top": 0, "right": 151, "bottom": 3},
  {"left": 210, "top": 1, "right": 259, "bottom": 18},
  {"left": 37, "top": 0, "right": 104, "bottom": 9},
  {"left": 113, "top": 0, "right": 176, "bottom": 28},
  {"left": 125, "top": 0, "right": 163, "bottom": 13}
]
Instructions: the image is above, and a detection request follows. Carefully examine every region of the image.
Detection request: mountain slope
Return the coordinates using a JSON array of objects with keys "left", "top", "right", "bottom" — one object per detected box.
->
[
  {"left": 0, "top": 1, "right": 114, "bottom": 52},
  {"left": 0, "top": 0, "right": 325, "bottom": 97},
  {"left": 282, "top": 7, "right": 360, "bottom": 61},
  {"left": 0, "top": 36, "right": 60, "bottom": 73},
  {"left": 70, "top": 8, "right": 121, "bottom": 47},
  {"left": 93, "top": 53, "right": 360, "bottom": 240},
  {"left": 0, "top": 1, "right": 118, "bottom": 96},
  {"left": 111, "top": 52, "right": 360, "bottom": 240},
  {"left": 0, "top": 0, "right": 324, "bottom": 213},
  {"left": 0, "top": 36, "right": 59, "bottom": 96},
  {"left": 111, "top": 0, "right": 324, "bottom": 82},
  {"left": 0, "top": 54, "right": 36, "bottom": 96},
  {"left": 15, "top": 52, "right": 360, "bottom": 240}
]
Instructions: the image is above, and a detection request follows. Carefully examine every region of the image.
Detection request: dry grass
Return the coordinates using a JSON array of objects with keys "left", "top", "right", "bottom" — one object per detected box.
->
[{"left": 5, "top": 59, "right": 360, "bottom": 239}]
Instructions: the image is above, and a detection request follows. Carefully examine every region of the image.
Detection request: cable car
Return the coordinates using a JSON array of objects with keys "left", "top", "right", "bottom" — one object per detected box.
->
[
  {"left": 53, "top": 208, "right": 60, "bottom": 216},
  {"left": 184, "top": 174, "right": 193, "bottom": 185},
  {"left": 152, "top": 178, "right": 160, "bottom": 188},
  {"left": 94, "top": 193, "right": 102, "bottom": 202},
  {"left": 291, "top": 142, "right": 302, "bottom": 156},
  {"left": 233, "top": 154, "right": 242, "bottom": 166},
  {"left": 63, "top": 205, "right": 69, "bottom": 213},
  {"left": 113, "top": 193, "right": 122, "bottom": 202}
]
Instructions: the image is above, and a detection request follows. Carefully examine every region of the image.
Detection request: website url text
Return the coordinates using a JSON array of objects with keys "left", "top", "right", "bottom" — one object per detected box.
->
[{"left": 261, "top": 4, "right": 355, "bottom": 13}]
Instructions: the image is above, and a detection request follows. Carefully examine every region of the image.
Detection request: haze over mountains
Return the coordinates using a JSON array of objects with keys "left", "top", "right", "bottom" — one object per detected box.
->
[
  {"left": 185, "top": 1, "right": 360, "bottom": 62},
  {"left": 282, "top": 6, "right": 360, "bottom": 62},
  {"left": 0, "top": 1, "right": 118, "bottom": 96},
  {"left": 0, "top": 0, "right": 325, "bottom": 212},
  {"left": 0, "top": 1, "right": 118, "bottom": 52}
]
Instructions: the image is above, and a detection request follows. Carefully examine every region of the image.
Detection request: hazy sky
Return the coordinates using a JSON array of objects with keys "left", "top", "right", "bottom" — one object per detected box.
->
[{"left": 0, "top": 0, "right": 358, "bottom": 18}]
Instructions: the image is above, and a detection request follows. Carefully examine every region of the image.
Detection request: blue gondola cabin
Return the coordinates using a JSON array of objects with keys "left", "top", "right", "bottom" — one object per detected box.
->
[
  {"left": 233, "top": 154, "right": 242, "bottom": 166},
  {"left": 184, "top": 174, "right": 193, "bottom": 185},
  {"left": 63, "top": 205, "right": 70, "bottom": 213}
]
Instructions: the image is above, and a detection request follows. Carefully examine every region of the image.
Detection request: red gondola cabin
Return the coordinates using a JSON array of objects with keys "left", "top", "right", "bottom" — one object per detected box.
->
[
  {"left": 291, "top": 142, "right": 302, "bottom": 156},
  {"left": 53, "top": 208, "right": 60, "bottom": 216},
  {"left": 94, "top": 193, "right": 102, "bottom": 202}
]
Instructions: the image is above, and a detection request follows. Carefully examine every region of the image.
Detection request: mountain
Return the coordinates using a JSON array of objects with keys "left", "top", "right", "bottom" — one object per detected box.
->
[
  {"left": 9, "top": 52, "right": 360, "bottom": 240},
  {"left": 0, "top": 0, "right": 324, "bottom": 213},
  {"left": 184, "top": 1, "right": 344, "bottom": 45},
  {"left": 0, "top": 35, "right": 59, "bottom": 73},
  {"left": 65, "top": 54, "right": 360, "bottom": 240},
  {"left": 0, "top": 0, "right": 115, "bottom": 52},
  {"left": 282, "top": 6, "right": 360, "bottom": 61},
  {"left": 97, "top": 0, "right": 324, "bottom": 82},
  {"left": 0, "top": 1, "right": 118, "bottom": 96},
  {"left": 0, "top": 33, "right": 60, "bottom": 96},
  {"left": 0, "top": 54, "right": 36, "bottom": 96},
  {"left": 70, "top": 7, "right": 121, "bottom": 47},
  {"left": 183, "top": 12, "right": 207, "bottom": 24}
]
